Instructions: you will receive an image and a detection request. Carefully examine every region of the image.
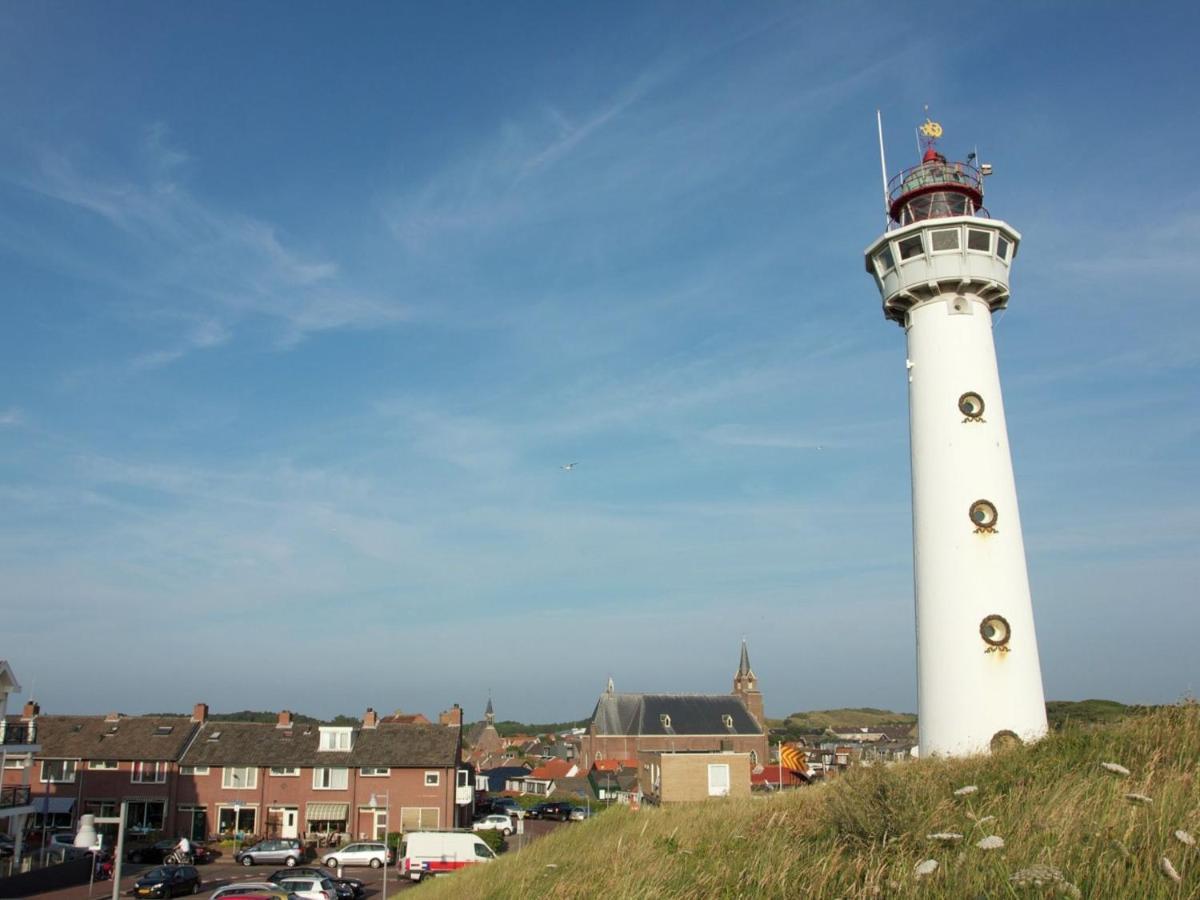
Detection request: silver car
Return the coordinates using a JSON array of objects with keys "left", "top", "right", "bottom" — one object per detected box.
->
[
  {"left": 235, "top": 839, "right": 305, "bottom": 867},
  {"left": 320, "top": 842, "right": 390, "bottom": 869}
]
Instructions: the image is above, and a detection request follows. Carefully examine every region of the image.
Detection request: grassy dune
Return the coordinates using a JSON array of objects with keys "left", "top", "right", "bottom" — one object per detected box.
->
[{"left": 424, "top": 703, "right": 1199, "bottom": 898}]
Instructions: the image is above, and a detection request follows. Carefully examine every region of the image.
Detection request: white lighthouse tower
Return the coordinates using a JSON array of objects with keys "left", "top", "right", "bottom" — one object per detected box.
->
[{"left": 864, "top": 118, "right": 1048, "bottom": 757}]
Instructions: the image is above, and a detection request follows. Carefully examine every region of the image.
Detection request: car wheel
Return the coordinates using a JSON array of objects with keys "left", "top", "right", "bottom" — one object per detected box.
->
[
  {"left": 326, "top": 858, "right": 338, "bottom": 868},
  {"left": 503, "top": 828, "right": 512, "bottom": 836},
  {"left": 370, "top": 858, "right": 382, "bottom": 869},
  {"left": 241, "top": 856, "right": 253, "bottom": 867},
  {"left": 191, "top": 883, "right": 199, "bottom": 894},
  {"left": 285, "top": 856, "right": 297, "bottom": 867}
]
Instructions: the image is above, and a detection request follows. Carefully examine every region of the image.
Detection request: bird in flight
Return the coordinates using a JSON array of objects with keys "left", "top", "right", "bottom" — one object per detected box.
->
[{"left": 561, "top": 463, "right": 577, "bottom": 471}]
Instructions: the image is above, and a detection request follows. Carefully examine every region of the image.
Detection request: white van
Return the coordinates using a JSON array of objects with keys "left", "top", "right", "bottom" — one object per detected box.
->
[{"left": 398, "top": 831, "right": 496, "bottom": 881}]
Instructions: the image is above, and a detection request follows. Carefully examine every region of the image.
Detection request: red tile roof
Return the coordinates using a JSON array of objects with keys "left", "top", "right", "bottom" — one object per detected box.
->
[
  {"left": 527, "top": 758, "right": 576, "bottom": 780},
  {"left": 750, "top": 765, "right": 808, "bottom": 787}
]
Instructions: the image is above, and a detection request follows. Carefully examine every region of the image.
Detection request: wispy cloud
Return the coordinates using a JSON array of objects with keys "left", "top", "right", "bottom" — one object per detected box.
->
[
  {"left": 5, "top": 124, "right": 407, "bottom": 365},
  {"left": 0, "top": 407, "right": 24, "bottom": 427}
]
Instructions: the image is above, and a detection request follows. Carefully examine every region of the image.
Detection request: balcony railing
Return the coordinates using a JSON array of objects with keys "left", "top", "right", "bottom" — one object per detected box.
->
[
  {"left": 0, "top": 785, "right": 32, "bottom": 808},
  {"left": 1, "top": 722, "right": 35, "bottom": 745},
  {"left": 889, "top": 160, "right": 983, "bottom": 205}
]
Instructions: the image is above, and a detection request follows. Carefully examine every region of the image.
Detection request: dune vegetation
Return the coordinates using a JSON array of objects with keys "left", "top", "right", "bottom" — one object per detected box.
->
[{"left": 421, "top": 703, "right": 1199, "bottom": 898}]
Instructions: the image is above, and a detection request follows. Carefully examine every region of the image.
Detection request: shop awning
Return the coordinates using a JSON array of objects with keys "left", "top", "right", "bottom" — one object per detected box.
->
[
  {"left": 36, "top": 797, "right": 75, "bottom": 814},
  {"left": 305, "top": 803, "right": 348, "bottom": 821}
]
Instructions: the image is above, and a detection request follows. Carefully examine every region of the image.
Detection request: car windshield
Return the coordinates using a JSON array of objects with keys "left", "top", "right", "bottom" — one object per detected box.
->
[{"left": 144, "top": 867, "right": 172, "bottom": 880}]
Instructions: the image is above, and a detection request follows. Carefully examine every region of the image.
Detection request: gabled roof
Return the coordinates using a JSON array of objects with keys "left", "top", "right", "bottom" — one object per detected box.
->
[
  {"left": 591, "top": 758, "right": 638, "bottom": 773},
  {"left": 527, "top": 758, "right": 576, "bottom": 780},
  {"left": 35, "top": 715, "right": 199, "bottom": 761},
  {"left": 179, "top": 721, "right": 458, "bottom": 768},
  {"left": 590, "top": 693, "right": 763, "bottom": 737}
]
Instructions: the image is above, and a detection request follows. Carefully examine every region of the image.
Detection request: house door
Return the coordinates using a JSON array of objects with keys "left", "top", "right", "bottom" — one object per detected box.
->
[{"left": 281, "top": 809, "right": 298, "bottom": 839}]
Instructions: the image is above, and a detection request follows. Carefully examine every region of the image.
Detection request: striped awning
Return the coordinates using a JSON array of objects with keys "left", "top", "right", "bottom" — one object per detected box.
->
[{"left": 305, "top": 802, "right": 348, "bottom": 821}]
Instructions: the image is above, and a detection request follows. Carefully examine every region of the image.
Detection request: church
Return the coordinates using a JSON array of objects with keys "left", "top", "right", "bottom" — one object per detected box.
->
[{"left": 577, "top": 641, "right": 769, "bottom": 779}]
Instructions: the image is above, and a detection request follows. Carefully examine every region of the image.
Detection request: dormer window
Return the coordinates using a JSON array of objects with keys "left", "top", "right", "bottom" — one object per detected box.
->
[
  {"left": 659, "top": 714, "right": 671, "bottom": 729},
  {"left": 722, "top": 714, "right": 734, "bottom": 729},
  {"left": 154, "top": 725, "right": 174, "bottom": 736},
  {"left": 319, "top": 727, "right": 353, "bottom": 751}
]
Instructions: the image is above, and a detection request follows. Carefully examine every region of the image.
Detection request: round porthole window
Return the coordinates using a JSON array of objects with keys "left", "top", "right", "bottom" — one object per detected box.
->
[
  {"left": 958, "top": 391, "right": 985, "bottom": 419},
  {"left": 969, "top": 500, "right": 998, "bottom": 530},
  {"left": 980, "top": 614, "right": 1011, "bottom": 647}
]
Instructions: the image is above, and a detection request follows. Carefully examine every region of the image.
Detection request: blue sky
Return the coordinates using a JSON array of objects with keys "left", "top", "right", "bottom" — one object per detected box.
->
[{"left": 1, "top": 3, "right": 1197, "bottom": 722}]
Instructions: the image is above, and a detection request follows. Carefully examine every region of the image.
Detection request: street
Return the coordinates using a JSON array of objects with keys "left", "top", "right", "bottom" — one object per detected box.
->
[{"left": 30, "top": 820, "right": 567, "bottom": 900}]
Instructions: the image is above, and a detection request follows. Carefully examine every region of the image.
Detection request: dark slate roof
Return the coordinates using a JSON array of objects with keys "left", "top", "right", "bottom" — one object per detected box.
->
[
  {"left": 482, "top": 766, "right": 532, "bottom": 792},
  {"left": 34, "top": 716, "right": 199, "bottom": 762},
  {"left": 590, "top": 693, "right": 762, "bottom": 737},
  {"left": 179, "top": 722, "right": 458, "bottom": 768}
]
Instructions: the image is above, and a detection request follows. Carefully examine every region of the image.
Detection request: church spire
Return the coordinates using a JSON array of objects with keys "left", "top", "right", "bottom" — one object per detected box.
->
[
  {"left": 485, "top": 696, "right": 494, "bottom": 725},
  {"left": 738, "top": 638, "right": 754, "bottom": 678}
]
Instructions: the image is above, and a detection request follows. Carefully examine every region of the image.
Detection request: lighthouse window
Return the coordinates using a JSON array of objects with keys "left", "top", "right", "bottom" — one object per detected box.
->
[
  {"left": 980, "top": 615, "right": 1011, "bottom": 647},
  {"left": 958, "top": 392, "right": 985, "bottom": 419},
  {"left": 967, "top": 229, "right": 992, "bottom": 252},
  {"left": 996, "top": 236, "right": 1010, "bottom": 261},
  {"left": 875, "top": 246, "right": 895, "bottom": 274},
  {"left": 898, "top": 234, "right": 924, "bottom": 260},
  {"left": 969, "top": 499, "right": 998, "bottom": 530},
  {"left": 930, "top": 228, "right": 960, "bottom": 252}
]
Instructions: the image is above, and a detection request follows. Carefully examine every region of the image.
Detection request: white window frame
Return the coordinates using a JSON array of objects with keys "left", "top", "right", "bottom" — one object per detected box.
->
[
  {"left": 40, "top": 759, "right": 78, "bottom": 783},
  {"left": 4, "top": 754, "right": 28, "bottom": 770},
  {"left": 313, "top": 766, "right": 349, "bottom": 790},
  {"left": 966, "top": 228, "right": 993, "bottom": 254},
  {"left": 222, "top": 766, "right": 258, "bottom": 789},
  {"left": 131, "top": 761, "right": 167, "bottom": 784},
  {"left": 180, "top": 766, "right": 210, "bottom": 776},
  {"left": 423, "top": 771, "right": 440, "bottom": 787},
  {"left": 929, "top": 226, "right": 961, "bottom": 253},
  {"left": 707, "top": 763, "right": 731, "bottom": 797},
  {"left": 358, "top": 766, "right": 389, "bottom": 777},
  {"left": 318, "top": 727, "right": 353, "bottom": 752},
  {"left": 270, "top": 767, "right": 300, "bottom": 777},
  {"left": 90, "top": 759, "right": 119, "bottom": 771}
]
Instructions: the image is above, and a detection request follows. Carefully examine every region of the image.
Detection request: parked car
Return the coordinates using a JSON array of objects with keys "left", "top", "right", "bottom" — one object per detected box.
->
[
  {"left": 208, "top": 883, "right": 290, "bottom": 900},
  {"left": 235, "top": 839, "right": 305, "bottom": 867},
  {"left": 268, "top": 867, "right": 363, "bottom": 898},
  {"left": 320, "top": 842, "right": 390, "bottom": 869},
  {"left": 527, "top": 802, "right": 574, "bottom": 821},
  {"left": 129, "top": 840, "right": 214, "bottom": 865},
  {"left": 489, "top": 798, "right": 523, "bottom": 818},
  {"left": 398, "top": 832, "right": 495, "bottom": 882},
  {"left": 273, "top": 876, "right": 336, "bottom": 900},
  {"left": 471, "top": 814, "right": 514, "bottom": 836},
  {"left": 568, "top": 807, "right": 591, "bottom": 821},
  {"left": 131, "top": 865, "right": 202, "bottom": 898}
]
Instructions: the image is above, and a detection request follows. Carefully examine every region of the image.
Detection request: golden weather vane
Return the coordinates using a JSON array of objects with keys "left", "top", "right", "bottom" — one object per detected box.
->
[{"left": 920, "top": 118, "right": 943, "bottom": 139}]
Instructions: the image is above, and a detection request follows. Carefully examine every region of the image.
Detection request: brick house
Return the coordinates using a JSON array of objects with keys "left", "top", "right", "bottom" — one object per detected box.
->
[
  {"left": 577, "top": 642, "right": 769, "bottom": 798},
  {"left": 659, "top": 752, "right": 752, "bottom": 803},
  {"left": 4, "top": 703, "right": 470, "bottom": 842},
  {"left": 175, "top": 708, "right": 466, "bottom": 841},
  {"left": 2, "top": 704, "right": 201, "bottom": 835}
]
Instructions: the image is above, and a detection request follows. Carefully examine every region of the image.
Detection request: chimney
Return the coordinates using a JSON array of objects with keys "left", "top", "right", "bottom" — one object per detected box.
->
[
  {"left": 105, "top": 712, "right": 120, "bottom": 723},
  {"left": 191, "top": 703, "right": 209, "bottom": 724},
  {"left": 438, "top": 704, "right": 463, "bottom": 727},
  {"left": 22, "top": 700, "right": 40, "bottom": 719},
  {"left": 276, "top": 710, "right": 293, "bottom": 729},
  {"left": 363, "top": 708, "right": 379, "bottom": 729}
]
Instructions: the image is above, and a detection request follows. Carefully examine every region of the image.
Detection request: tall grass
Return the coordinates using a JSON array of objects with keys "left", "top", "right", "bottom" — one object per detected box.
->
[{"left": 419, "top": 703, "right": 1199, "bottom": 898}]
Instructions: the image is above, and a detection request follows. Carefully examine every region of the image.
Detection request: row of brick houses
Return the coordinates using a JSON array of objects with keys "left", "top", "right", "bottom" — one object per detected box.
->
[{"left": 0, "top": 701, "right": 473, "bottom": 847}]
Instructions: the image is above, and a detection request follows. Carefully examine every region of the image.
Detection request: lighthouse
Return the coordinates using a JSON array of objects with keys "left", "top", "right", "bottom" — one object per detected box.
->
[{"left": 864, "top": 118, "right": 1048, "bottom": 757}]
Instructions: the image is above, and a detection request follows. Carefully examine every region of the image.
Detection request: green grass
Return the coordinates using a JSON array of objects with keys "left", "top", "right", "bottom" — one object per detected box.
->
[{"left": 423, "top": 703, "right": 1199, "bottom": 898}]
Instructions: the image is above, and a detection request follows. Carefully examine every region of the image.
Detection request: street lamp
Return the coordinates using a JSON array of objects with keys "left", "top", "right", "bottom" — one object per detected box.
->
[
  {"left": 368, "top": 792, "right": 389, "bottom": 900},
  {"left": 75, "top": 801, "right": 127, "bottom": 900}
]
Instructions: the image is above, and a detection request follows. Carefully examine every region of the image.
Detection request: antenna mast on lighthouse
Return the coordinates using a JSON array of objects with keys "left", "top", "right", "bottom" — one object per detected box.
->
[{"left": 863, "top": 115, "right": 1048, "bottom": 758}]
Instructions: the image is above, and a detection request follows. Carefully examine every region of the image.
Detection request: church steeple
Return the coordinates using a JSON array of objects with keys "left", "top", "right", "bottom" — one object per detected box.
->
[
  {"left": 732, "top": 639, "right": 764, "bottom": 726},
  {"left": 485, "top": 696, "right": 495, "bottom": 726}
]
